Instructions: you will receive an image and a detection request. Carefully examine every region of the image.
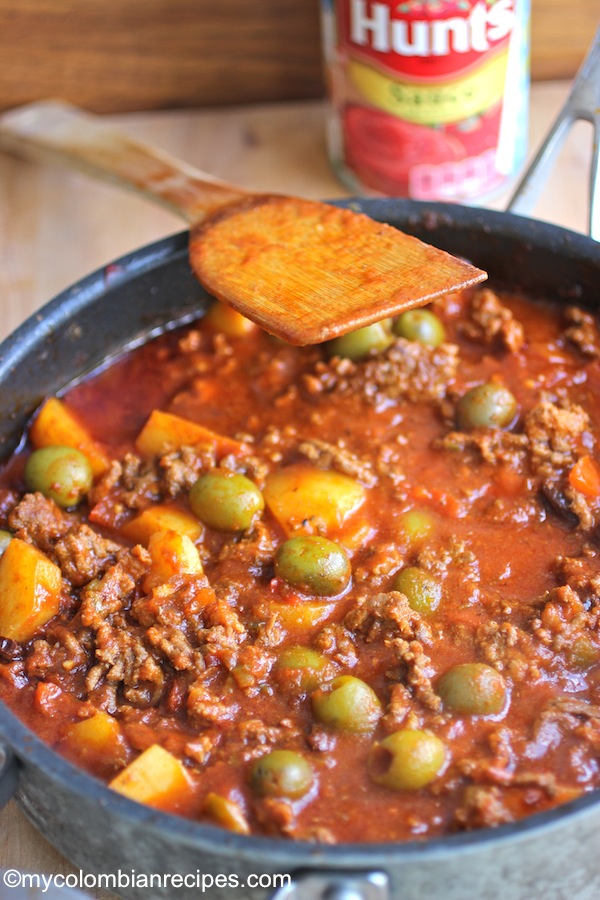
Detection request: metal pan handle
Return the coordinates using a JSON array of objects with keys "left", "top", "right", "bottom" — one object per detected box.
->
[
  {"left": 0, "top": 741, "right": 19, "bottom": 809},
  {"left": 270, "top": 870, "right": 389, "bottom": 900},
  {"left": 507, "top": 25, "right": 600, "bottom": 241}
]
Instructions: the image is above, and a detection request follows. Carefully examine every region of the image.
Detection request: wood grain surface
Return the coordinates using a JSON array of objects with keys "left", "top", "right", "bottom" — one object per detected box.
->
[{"left": 0, "top": 0, "right": 596, "bottom": 113}]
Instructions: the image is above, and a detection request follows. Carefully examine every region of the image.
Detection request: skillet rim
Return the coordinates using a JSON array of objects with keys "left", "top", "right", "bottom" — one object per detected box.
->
[{"left": 0, "top": 197, "right": 599, "bottom": 870}]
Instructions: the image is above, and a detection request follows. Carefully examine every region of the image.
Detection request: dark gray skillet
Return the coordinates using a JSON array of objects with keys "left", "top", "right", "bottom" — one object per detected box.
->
[
  {"left": 0, "top": 31, "right": 599, "bottom": 900},
  {"left": 0, "top": 200, "right": 599, "bottom": 900}
]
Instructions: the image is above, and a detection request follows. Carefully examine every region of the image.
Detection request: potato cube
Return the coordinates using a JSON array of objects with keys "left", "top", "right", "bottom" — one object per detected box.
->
[
  {"left": 264, "top": 464, "right": 366, "bottom": 538},
  {"left": 0, "top": 538, "right": 62, "bottom": 641},
  {"left": 66, "top": 712, "right": 127, "bottom": 767},
  {"left": 267, "top": 600, "right": 333, "bottom": 633},
  {"left": 147, "top": 530, "right": 203, "bottom": 579},
  {"left": 135, "top": 410, "right": 246, "bottom": 460},
  {"left": 109, "top": 744, "right": 191, "bottom": 811},
  {"left": 121, "top": 503, "right": 203, "bottom": 545},
  {"left": 204, "top": 302, "right": 257, "bottom": 338},
  {"left": 29, "top": 397, "right": 110, "bottom": 477}
]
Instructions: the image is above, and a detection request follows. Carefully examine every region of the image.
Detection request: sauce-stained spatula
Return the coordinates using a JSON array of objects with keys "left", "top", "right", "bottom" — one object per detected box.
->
[{"left": 0, "top": 100, "right": 486, "bottom": 344}]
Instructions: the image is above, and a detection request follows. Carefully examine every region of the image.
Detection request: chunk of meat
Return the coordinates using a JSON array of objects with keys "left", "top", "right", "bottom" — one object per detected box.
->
[
  {"left": 459, "top": 288, "right": 524, "bottom": 353},
  {"left": 298, "top": 438, "right": 376, "bottom": 487},
  {"left": 80, "top": 563, "right": 137, "bottom": 630},
  {"left": 94, "top": 618, "right": 165, "bottom": 707},
  {"left": 53, "top": 523, "right": 122, "bottom": 587},
  {"left": 562, "top": 306, "right": 600, "bottom": 359},
  {"left": 308, "top": 338, "right": 459, "bottom": 405},
  {"left": 8, "top": 493, "right": 73, "bottom": 551}
]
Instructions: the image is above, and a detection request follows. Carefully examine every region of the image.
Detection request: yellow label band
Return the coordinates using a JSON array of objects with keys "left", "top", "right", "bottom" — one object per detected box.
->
[{"left": 348, "top": 51, "right": 509, "bottom": 125}]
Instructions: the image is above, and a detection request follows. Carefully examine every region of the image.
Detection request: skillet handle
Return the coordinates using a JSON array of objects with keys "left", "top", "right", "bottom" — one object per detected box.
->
[
  {"left": 0, "top": 741, "right": 19, "bottom": 809},
  {"left": 0, "top": 100, "right": 248, "bottom": 224},
  {"left": 507, "top": 25, "right": 600, "bottom": 241},
  {"left": 270, "top": 870, "right": 389, "bottom": 900}
]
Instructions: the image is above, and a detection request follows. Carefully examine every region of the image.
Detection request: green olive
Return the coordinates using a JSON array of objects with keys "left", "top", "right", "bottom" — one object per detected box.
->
[
  {"left": 189, "top": 470, "right": 264, "bottom": 531},
  {"left": 393, "top": 309, "right": 446, "bottom": 347},
  {"left": 24, "top": 446, "right": 93, "bottom": 508},
  {"left": 393, "top": 566, "right": 441, "bottom": 616},
  {"left": 327, "top": 321, "right": 393, "bottom": 361},
  {"left": 437, "top": 662, "right": 508, "bottom": 715},
  {"left": 398, "top": 509, "right": 435, "bottom": 546},
  {"left": 368, "top": 729, "right": 446, "bottom": 790},
  {"left": 274, "top": 535, "right": 351, "bottom": 597},
  {"left": 456, "top": 382, "right": 517, "bottom": 431},
  {"left": 569, "top": 636, "right": 600, "bottom": 669},
  {"left": 0, "top": 530, "right": 12, "bottom": 557},
  {"left": 250, "top": 749, "right": 314, "bottom": 799},
  {"left": 274, "top": 646, "right": 334, "bottom": 693},
  {"left": 311, "top": 675, "right": 381, "bottom": 733}
]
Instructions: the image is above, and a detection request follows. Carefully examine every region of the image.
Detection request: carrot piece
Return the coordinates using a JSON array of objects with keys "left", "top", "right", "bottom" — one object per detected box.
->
[{"left": 569, "top": 455, "right": 600, "bottom": 499}]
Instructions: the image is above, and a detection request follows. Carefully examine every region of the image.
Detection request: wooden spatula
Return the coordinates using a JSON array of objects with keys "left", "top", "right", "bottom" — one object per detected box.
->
[{"left": 0, "top": 100, "right": 486, "bottom": 345}]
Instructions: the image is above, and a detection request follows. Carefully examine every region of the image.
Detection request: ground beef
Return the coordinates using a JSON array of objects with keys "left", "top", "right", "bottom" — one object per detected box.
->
[
  {"left": 525, "top": 399, "right": 589, "bottom": 473},
  {"left": 454, "top": 785, "right": 514, "bottom": 829},
  {"left": 475, "top": 620, "right": 539, "bottom": 682},
  {"left": 118, "top": 453, "right": 163, "bottom": 508},
  {"left": 230, "top": 644, "right": 274, "bottom": 692},
  {"left": 562, "top": 306, "right": 600, "bottom": 358},
  {"left": 555, "top": 554, "right": 600, "bottom": 602},
  {"left": 25, "top": 625, "right": 89, "bottom": 679},
  {"left": 344, "top": 593, "right": 438, "bottom": 709},
  {"left": 93, "top": 617, "right": 165, "bottom": 707},
  {"left": 362, "top": 339, "right": 459, "bottom": 404},
  {"left": 416, "top": 539, "right": 480, "bottom": 586},
  {"left": 525, "top": 398, "right": 594, "bottom": 528},
  {"left": 307, "top": 338, "right": 459, "bottom": 405},
  {"left": 187, "top": 679, "right": 240, "bottom": 727},
  {"left": 439, "top": 398, "right": 595, "bottom": 529},
  {"left": 132, "top": 575, "right": 217, "bottom": 632},
  {"left": 529, "top": 696, "right": 600, "bottom": 762},
  {"left": 53, "top": 523, "right": 122, "bottom": 587},
  {"left": 531, "top": 584, "right": 600, "bottom": 657},
  {"left": 159, "top": 445, "right": 214, "bottom": 496},
  {"left": 313, "top": 624, "right": 359, "bottom": 668},
  {"left": 435, "top": 429, "right": 528, "bottom": 467},
  {"left": 345, "top": 591, "right": 432, "bottom": 645},
  {"left": 298, "top": 438, "right": 376, "bottom": 487},
  {"left": 145, "top": 625, "right": 205, "bottom": 674},
  {"left": 79, "top": 563, "right": 137, "bottom": 630},
  {"left": 459, "top": 288, "right": 525, "bottom": 353},
  {"left": 387, "top": 636, "right": 440, "bottom": 711},
  {"left": 214, "top": 520, "right": 276, "bottom": 579},
  {"left": 8, "top": 492, "right": 73, "bottom": 551},
  {"left": 234, "top": 717, "right": 299, "bottom": 756}
]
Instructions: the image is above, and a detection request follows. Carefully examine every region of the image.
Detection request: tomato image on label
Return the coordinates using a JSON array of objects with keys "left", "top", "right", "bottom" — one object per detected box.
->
[{"left": 343, "top": 104, "right": 463, "bottom": 195}]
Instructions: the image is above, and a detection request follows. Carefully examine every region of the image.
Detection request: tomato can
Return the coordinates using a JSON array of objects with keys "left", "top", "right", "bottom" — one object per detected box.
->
[{"left": 321, "top": 0, "right": 531, "bottom": 201}]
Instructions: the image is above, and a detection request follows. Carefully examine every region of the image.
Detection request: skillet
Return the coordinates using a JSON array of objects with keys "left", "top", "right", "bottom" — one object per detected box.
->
[
  {"left": 0, "top": 32, "right": 599, "bottom": 900},
  {"left": 0, "top": 199, "right": 598, "bottom": 900}
]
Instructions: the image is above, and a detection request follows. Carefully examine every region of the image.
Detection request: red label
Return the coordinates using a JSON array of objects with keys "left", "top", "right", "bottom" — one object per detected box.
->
[{"left": 338, "top": 0, "right": 516, "bottom": 80}]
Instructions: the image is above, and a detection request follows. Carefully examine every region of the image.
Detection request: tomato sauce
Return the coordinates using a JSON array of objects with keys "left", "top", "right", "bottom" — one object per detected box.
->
[{"left": 0, "top": 286, "right": 600, "bottom": 843}]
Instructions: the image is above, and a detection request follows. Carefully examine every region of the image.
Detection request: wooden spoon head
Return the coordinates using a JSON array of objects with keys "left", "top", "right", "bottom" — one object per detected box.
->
[{"left": 189, "top": 195, "right": 487, "bottom": 345}]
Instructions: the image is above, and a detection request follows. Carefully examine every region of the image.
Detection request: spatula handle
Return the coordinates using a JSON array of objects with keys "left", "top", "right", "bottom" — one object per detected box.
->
[{"left": 0, "top": 100, "right": 248, "bottom": 223}]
